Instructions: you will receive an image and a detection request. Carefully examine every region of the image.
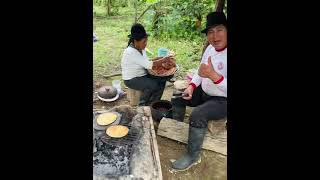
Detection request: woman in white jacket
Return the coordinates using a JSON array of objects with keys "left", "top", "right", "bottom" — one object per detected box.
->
[
  {"left": 121, "top": 23, "right": 173, "bottom": 106},
  {"left": 171, "top": 12, "right": 227, "bottom": 171}
]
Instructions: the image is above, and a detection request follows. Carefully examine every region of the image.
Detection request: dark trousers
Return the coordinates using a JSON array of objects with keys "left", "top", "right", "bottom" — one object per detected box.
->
[
  {"left": 124, "top": 74, "right": 172, "bottom": 106},
  {"left": 171, "top": 85, "right": 227, "bottom": 128}
]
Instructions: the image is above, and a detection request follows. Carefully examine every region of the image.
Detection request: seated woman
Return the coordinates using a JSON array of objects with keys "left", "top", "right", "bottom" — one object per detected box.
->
[
  {"left": 171, "top": 12, "right": 227, "bottom": 171},
  {"left": 121, "top": 23, "right": 174, "bottom": 106}
]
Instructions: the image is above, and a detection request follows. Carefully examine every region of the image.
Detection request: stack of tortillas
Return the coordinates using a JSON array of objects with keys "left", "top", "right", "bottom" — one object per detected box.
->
[
  {"left": 96, "top": 112, "right": 118, "bottom": 126},
  {"left": 106, "top": 125, "right": 129, "bottom": 138}
]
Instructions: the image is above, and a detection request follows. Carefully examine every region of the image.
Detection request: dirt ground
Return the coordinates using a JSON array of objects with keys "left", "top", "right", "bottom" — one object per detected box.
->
[{"left": 93, "top": 78, "right": 227, "bottom": 180}]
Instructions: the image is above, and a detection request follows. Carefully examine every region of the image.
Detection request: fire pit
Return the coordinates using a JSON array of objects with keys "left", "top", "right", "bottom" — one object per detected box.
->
[
  {"left": 93, "top": 143, "right": 132, "bottom": 177},
  {"left": 93, "top": 106, "right": 162, "bottom": 180}
]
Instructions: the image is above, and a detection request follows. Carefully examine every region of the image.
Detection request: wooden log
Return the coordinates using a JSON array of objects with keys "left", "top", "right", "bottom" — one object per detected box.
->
[
  {"left": 99, "top": 72, "right": 122, "bottom": 78},
  {"left": 207, "top": 119, "right": 227, "bottom": 136},
  {"left": 157, "top": 118, "right": 227, "bottom": 155},
  {"left": 148, "top": 116, "right": 163, "bottom": 180}
]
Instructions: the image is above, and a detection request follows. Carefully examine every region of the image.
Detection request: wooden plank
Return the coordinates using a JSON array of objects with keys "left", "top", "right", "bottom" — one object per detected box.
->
[
  {"left": 98, "top": 72, "right": 121, "bottom": 79},
  {"left": 157, "top": 118, "right": 227, "bottom": 155},
  {"left": 208, "top": 119, "right": 227, "bottom": 136},
  {"left": 128, "top": 114, "right": 162, "bottom": 179},
  {"left": 148, "top": 115, "right": 163, "bottom": 180},
  {"left": 129, "top": 127, "right": 158, "bottom": 179}
]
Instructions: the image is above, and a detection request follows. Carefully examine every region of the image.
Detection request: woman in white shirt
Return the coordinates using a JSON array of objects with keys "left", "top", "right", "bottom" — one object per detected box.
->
[
  {"left": 171, "top": 12, "right": 227, "bottom": 171},
  {"left": 121, "top": 23, "right": 173, "bottom": 106}
]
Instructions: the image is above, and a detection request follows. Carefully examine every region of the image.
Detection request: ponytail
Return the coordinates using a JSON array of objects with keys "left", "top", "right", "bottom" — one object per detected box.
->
[{"left": 127, "top": 37, "right": 134, "bottom": 47}]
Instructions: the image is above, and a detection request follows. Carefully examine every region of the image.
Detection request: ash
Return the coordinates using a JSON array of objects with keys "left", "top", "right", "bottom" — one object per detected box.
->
[{"left": 93, "top": 135, "right": 133, "bottom": 177}]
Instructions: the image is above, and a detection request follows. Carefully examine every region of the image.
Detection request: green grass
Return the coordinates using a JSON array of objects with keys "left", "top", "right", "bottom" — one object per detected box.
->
[{"left": 93, "top": 6, "right": 205, "bottom": 81}]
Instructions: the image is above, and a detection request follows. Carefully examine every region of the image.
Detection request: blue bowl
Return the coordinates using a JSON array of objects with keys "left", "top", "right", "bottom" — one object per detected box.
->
[{"left": 158, "top": 48, "right": 169, "bottom": 57}]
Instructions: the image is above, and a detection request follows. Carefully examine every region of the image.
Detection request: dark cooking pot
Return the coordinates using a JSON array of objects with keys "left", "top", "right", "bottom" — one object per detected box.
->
[
  {"left": 97, "top": 86, "right": 117, "bottom": 99},
  {"left": 150, "top": 100, "right": 173, "bottom": 122}
]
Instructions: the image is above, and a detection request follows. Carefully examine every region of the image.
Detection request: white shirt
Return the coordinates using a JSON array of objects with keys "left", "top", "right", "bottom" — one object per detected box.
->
[
  {"left": 191, "top": 45, "right": 227, "bottom": 97},
  {"left": 121, "top": 46, "right": 153, "bottom": 80}
]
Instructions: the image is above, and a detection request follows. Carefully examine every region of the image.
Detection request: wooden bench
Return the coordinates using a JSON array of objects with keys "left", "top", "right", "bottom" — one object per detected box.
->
[{"left": 157, "top": 118, "right": 227, "bottom": 155}]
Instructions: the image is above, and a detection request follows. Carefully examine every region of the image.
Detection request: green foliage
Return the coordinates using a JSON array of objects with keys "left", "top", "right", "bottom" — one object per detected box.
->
[
  {"left": 141, "top": 0, "right": 215, "bottom": 40},
  {"left": 146, "top": 0, "right": 158, "bottom": 3},
  {"left": 94, "top": 0, "right": 225, "bottom": 40},
  {"left": 93, "top": 6, "right": 206, "bottom": 80},
  {"left": 93, "top": 0, "right": 227, "bottom": 80},
  {"left": 93, "top": 0, "right": 129, "bottom": 16}
]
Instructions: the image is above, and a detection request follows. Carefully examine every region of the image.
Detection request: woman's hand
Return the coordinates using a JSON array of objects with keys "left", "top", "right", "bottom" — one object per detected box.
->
[
  {"left": 198, "top": 56, "right": 221, "bottom": 82},
  {"left": 182, "top": 85, "right": 194, "bottom": 100}
]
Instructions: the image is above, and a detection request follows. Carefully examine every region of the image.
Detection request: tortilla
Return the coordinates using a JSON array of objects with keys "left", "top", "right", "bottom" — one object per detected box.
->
[
  {"left": 106, "top": 125, "right": 129, "bottom": 138},
  {"left": 96, "top": 112, "right": 117, "bottom": 126}
]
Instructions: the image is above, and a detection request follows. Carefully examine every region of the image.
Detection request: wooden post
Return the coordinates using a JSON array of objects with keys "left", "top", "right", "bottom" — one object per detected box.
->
[{"left": 215, "top": 0, "right": 226, "bottom": 12}]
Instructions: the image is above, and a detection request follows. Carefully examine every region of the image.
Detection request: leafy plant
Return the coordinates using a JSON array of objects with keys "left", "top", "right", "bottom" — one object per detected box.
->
[{"left": 142, "top": 0, "right": 216, "bottom": 40}]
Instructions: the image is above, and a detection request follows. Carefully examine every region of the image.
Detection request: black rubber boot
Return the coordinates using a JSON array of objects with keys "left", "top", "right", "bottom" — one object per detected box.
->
[{"left": 171, "top": 126, "right": 207, "bottom": 171}]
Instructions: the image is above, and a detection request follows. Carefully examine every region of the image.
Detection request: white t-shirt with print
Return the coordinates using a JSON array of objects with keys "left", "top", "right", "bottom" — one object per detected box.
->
[{"left": 191, "top": 45, "right": 227, "bottom": 97}]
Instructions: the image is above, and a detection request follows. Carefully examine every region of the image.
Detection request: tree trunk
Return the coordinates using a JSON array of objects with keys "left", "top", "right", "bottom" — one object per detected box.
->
[
  {"left": 195, "top": 20, "right": 201, "bottom": 30},
  {"left": 107, "top": 0, "right": 111, "bottom": 16},
  {"left": 152, "top": 12, "right": 160, "bottom": 32},
  {"left": 215, "top": 0, "right": 225, "bottom": 12},
  {"left": 137, "top": 4, "right": 153, "bottom": 22},
  {"left": 195, "top": 14, "right": 202, "bottom": 30},
  {"left": 152, "top": 5, "right": 161, "bottom": 34}
]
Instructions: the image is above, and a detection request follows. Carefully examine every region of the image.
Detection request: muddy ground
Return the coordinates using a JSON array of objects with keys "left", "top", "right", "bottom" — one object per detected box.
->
[{"left": 93, "top": 78, "right": 227, "bottom": 180}]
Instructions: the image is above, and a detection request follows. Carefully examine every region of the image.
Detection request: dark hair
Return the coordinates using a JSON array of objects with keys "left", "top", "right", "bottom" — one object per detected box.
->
[
  {"left": 127, "top": 36, "right": 146, "bottom": 47},
  {"left": 127, "top": 23, "right": 148, "bottom": 47}
]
